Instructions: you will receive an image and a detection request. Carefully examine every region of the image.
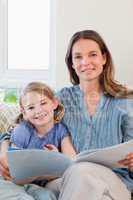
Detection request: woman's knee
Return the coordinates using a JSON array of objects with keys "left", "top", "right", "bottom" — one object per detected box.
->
[
  {"left": 62, "top": 162, "right": 97, "bottom": 185},
  {"left": 65, "top": 162, "right": 94, "bottom": 177}
]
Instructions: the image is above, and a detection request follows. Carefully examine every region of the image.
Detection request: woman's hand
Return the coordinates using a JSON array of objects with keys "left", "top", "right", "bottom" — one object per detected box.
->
[
  {"left": 118, "top": 152, "right": 133, "bottom": 172},
  {"left": 0, "top": 140, "right": 12, "bottom": 180},
  {"left": 0, "top": 152, "right": 12, "bottom": 180}
]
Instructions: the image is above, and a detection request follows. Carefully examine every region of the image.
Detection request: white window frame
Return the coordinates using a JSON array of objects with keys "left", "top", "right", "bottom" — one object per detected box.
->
[{"left": 0, "top": 0, "right": 56, "bottom": 88}]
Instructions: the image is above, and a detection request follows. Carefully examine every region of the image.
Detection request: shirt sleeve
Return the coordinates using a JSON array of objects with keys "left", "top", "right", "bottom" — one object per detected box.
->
[
  {"left": 119, "top": 100, "right": 133, "bottom": 181},
  {"left": 58, "top": 123, "right": 70, "bottom": 140},
  {"left": 55, "top": 88, "right": 67, "bottom": 104},
  {"left": 10, "top": 122, "right": 29, "bottom": 148},
  {"left": 0, "top": 132, "right": 11, "bottom": 144},
  {"left": 54, "top": 123, "right": 70, "bottom": 149},
  {"left": 121, "top": 99, "right": 133, "bottom": 141}
]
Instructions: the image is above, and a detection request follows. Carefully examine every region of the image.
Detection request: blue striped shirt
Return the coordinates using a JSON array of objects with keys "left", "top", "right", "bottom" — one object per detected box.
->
[{"left": 57, "top": 85, "right": 133, "bottom": 191}]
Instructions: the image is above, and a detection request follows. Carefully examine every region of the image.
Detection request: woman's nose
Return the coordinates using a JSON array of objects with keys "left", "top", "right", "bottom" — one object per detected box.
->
[{"left": 80, "top": 56, "right": 90, "bottom": 65}]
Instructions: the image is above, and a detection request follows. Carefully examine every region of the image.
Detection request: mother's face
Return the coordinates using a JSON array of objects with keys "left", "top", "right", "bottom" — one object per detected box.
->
[{"left": 72, "top": 39, "right": 106, "bottom": 84}]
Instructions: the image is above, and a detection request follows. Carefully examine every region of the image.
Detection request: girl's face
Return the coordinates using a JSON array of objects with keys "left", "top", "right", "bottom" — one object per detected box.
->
[
  {"left": 22, "top": 91, "right": 58, "bottom": 130},
  {"left": 72, "top": 39, "right": 106, "bottom": 84}
]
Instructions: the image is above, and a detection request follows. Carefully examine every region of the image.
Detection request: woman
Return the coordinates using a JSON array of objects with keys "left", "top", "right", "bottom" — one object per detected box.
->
[
  {"left": 46, "top": 30, "right": 133, "bottom": 200},
  {"left": 1, "top": 30, "right": 133, "bottom": 200}
]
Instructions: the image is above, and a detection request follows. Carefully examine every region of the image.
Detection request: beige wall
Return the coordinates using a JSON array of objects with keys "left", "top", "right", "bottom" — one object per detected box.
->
[{"left": 55, "top": 0, "right": 133, "bottom": 89}]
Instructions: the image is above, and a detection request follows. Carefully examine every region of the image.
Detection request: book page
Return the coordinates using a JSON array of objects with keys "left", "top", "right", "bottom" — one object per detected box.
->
[
  {"left": 7, "top": 149, "right": 72, "bottom": 182},
  {"left": 75, "top": 140, "right": 133, "bottom": 169}
]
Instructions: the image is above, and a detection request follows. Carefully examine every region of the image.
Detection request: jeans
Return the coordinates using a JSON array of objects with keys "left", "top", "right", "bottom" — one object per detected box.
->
[{"left": 0, "top": 176, "right": 57, "bottom": 200}]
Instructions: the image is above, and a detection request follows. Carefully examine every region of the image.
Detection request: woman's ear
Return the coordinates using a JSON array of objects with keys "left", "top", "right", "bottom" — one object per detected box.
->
[
  {"left": 72, "top": 64, "right": 75, "bottom": 69},
  {"left": 102, "top": 53, "right": 107, "bottom": 65}
]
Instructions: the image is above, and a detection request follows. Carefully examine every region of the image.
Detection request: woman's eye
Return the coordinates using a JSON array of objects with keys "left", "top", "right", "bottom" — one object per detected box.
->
[
  {"left": 91, "top": 53, "right": 97, "bottom": 57},
  {"left": 74, "top": 55, "right": 82, "bottom": 59}
]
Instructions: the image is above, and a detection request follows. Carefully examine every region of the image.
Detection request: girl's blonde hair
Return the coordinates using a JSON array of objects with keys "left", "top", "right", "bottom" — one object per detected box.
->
[{"left": 16, "top": 82, "right": 64, "bottom": 124}]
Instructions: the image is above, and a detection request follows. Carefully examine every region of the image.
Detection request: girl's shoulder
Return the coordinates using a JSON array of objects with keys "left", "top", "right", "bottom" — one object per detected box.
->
[
  {"left": 53, "top": 122, "right": 70, "bottom": 140},
  {"left": 55, "top": 122, "right": 69, "bottom": 131},
  {"left": 13, "top": 121, "right": 33, "bottom": 133}
]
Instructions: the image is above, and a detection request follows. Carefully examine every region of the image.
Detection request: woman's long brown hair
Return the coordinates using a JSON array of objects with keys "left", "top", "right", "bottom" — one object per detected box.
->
[{"left": 65, "top": 30, "right": 133, "bottom": 98}]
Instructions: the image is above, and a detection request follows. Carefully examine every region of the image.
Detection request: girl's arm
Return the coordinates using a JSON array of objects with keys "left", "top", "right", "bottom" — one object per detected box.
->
[
  {"left": 61, "top": 136, "right": 76, "bottom": 159},
  {"left": 10, "top": 143, "right": 17, "bottom": 147}
]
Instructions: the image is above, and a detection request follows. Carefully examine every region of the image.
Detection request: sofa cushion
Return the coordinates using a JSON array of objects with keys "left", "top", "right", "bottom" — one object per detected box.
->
[{"left": 0, "top": 104, "right": 20, "bottom": 133}]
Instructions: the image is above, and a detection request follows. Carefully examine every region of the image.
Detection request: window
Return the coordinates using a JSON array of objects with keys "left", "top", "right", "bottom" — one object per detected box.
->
[{"left": 0, "top": 0, "right": 56, "bottom": 88}]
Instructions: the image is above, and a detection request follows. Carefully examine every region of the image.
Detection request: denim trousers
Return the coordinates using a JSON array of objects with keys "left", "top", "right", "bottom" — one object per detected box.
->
[{"left": 0, "top": 176, "right": 57, "bottom": 200}]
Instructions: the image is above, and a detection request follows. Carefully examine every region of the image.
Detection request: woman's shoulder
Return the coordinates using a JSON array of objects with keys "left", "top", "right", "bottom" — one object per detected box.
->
[
  {"left": 57, "top": 85, "right": 79, "bottom": 94},
  {"left": 56, "top": 85, "right": 81, "bottom": 99},
  {"left": 111, "top": 96, "right": 133, "bottom": 113},
  {"left": 113, "top": 96, "right": 133, "bottom": 105}
]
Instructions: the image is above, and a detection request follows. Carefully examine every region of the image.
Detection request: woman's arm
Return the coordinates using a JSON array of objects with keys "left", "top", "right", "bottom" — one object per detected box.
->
[
  {"left": 0, "top": 139, "right": 10, "bottom": 152},
  {"left": 119, "top": 152, "right": 133, "bottom": 172},
  {"left": 0, "top": 140, "right": 12, "bottom": 180},
  {"left": 119, "top": 100, "right": 133, "bottom": 172},
  {"left": 61, "top": 136, "right": 76, "bottom": 159}
]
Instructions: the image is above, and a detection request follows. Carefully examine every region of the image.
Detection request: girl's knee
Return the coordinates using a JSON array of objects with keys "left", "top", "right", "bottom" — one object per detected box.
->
[
  {"left": 44, "top": 189, "right": 57, "bottom": 200},
  {"left": 26, "top": 185, "right": 57, "bottom": 200}
]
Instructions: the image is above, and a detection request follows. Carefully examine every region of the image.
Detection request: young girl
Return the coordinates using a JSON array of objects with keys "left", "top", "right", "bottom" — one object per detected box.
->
[
  {"left": 9, "top": 81, "right": 76, "bottom": 199},
  {"left": 10, "top": 82, "right": 76, "bottom": 156}
]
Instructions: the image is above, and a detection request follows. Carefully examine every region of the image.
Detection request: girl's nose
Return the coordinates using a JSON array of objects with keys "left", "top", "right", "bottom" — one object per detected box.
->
[{"left": 35, "top": 106, "right": 42, "bottom": 114}]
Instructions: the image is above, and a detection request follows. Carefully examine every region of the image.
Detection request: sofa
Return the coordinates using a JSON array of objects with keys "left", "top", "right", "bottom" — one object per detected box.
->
[
  {"left": 0, "top": 103, "right": 133, "bottom": 199},
  {"left": 0, "top": 103, "right": 19, "bottom": 133}
]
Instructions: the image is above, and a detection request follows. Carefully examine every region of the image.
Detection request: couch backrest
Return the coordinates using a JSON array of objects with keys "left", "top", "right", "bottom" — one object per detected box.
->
[{"left": 0, "top": 104, "right": 20, "bottom": 133}]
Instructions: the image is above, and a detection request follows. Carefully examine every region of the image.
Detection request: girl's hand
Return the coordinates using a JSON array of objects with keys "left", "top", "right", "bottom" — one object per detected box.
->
[
  {"left": 0, "top": 152, "right": 12, "bottom": 180},
  {"left": 43, "top": 144, "right": 59, "bottom": 152},
  {"left": 118, "top": 152, "right": 133, "bottom": 172}
]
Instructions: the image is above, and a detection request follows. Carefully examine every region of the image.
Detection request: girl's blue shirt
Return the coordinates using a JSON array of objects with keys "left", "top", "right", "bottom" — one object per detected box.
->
[
  {"left": 57, "top": 85, "right": 133, "bottom": 191},
  {"left": 10, "top": 122, "right": 69, "bottom": 150},
  {"left": 10, "top": 118, "right": 69, "bottom": 187}
]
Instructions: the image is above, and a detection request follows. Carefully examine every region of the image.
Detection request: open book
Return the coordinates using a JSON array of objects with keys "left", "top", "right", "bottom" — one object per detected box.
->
[{"left": 7, "top": 140, "right": 133, "bottom": 182}]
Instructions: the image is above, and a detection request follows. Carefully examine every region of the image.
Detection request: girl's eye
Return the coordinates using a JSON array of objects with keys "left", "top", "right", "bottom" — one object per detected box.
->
[
  {"left": 41, "top": 102, "right": 47, "bottom": 105},
  {"left": 28, "top": 106, "right": 34, "bottom": 110}
]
